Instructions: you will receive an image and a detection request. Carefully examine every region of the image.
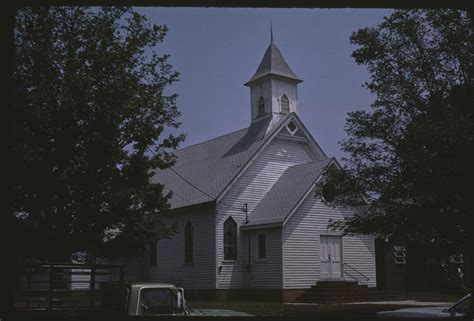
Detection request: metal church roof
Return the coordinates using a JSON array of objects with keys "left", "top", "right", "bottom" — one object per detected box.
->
[
  {"left": 243, "top": 158, "right": 333, "bottom": 228},
  {"left": 151, "top": 114, "right": 293, "bottom": 209}
]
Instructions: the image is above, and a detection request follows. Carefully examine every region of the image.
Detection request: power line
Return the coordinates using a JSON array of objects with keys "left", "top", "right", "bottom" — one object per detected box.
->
[
  {"left": 147, "top": 146, "right": 246, "bottom": 213},
  {"left": 169, "top": 167, "right": 216, "bottom": 201},
  {"left": 162, "top": 186, "right": 195, "bottom": 208},
  {"left": 147, "top": 147, "right": 214, "bottom": 200}
]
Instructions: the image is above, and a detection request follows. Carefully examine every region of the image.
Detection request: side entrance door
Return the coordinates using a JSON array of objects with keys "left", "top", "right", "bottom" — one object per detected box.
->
[{"left": 320, "top": 235, "right": 343, "bottom": 279}]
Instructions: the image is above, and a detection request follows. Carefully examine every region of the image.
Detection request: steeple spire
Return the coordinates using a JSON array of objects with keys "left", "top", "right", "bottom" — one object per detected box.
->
[
  {"left": 245, "top": 34, "right": 303, "bottom": 125},
  {"left": 270, "top": 22, "right": 273, "bottom": 43},
  {"left": 244, "top": 39, "right": 302, "bottom": 87}
]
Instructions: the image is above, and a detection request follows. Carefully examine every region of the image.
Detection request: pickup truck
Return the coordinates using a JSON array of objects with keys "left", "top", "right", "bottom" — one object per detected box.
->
[{"left": 116, "top": 282, "right": 252, "bottom": 317}]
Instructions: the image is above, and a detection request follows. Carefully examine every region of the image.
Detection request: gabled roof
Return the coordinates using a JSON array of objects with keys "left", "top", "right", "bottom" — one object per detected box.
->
[
  {"left": 152, "top": 114, "right": 292, "bottom": 209},
  {"left": 242, "top": 158, "right": 334, "bottom": 229},
  {"left": 244, "top": 42, "right": 302, "bottom": 86}
]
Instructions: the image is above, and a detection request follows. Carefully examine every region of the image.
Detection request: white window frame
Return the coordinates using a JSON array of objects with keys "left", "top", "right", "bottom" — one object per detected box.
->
[
  {"left": 257, "top": 232, "right": 267, "bottom": 261},
  {"left": 223, "top": 217, "right": 237, "bottom": 261},
  {"left": 280, "top": 94, "right": 290, "bottom": 114},
  {"left": 257, "top": 96, "right": 265, "bottom": 117}
]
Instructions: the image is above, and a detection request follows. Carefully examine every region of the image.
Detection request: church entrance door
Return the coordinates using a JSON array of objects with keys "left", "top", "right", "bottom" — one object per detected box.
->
[{"left": 320, "top": 235, "right": 343, "bottom": 279}]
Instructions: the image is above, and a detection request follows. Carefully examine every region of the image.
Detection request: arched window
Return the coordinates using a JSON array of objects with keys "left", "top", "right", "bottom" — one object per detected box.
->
[
  {"left": 321, "top": 183, "right": 336, "bottom": 203},
  {"left": 185, "top": 222, "right": 193, "bottom": 263},
  {"left": 149, "top": 241, "right": 157, "bottom": 267},
  {"left": 223, "top": 217, "right": 237, "bottom": 260},
  {"left": 257, "top": 96, "right": 265, "bottom": 117},
  {"left": 280, "top": 94, "right": 289, "bottom": 114}
]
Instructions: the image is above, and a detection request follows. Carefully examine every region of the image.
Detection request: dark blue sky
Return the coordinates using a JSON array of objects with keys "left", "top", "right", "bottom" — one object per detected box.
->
[{"left": 136, "top": 8, "right": 393, "bottom": 161}]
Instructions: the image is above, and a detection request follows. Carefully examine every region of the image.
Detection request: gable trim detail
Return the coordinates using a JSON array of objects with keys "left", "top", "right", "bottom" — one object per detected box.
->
[
  {"left": 216, "top": 113, "right": 290, "bottom": 202},
  {"left": 216, "top": 113, "right": 326, "bottom": 204}
]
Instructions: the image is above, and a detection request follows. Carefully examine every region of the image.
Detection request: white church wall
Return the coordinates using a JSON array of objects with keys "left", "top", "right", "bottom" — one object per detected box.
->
[
  {"left": 247, "top": 228, "right": 283, "bottom": 288},
  {"left": 249, "top": 78, "right": 298, "bottom": 120},
  {"left": 216, "top": 137, "right": 314, "bottom": 289},
  {"left": 250, "top": 80, "right": 272, "bottom": 120},
  {"left": 283, "top": 191, "right": 376, "bottom": 289},
  {"left": 271, "top": 78, "right": 298, "bottom": 115},
  {"left": 149, "top": 206, "right": 216, "bottom": 289}
]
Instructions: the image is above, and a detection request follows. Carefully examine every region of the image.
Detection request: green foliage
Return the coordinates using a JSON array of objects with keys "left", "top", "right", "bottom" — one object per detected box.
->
[
  {"left": 324, "top": 9, "right": 473, "bottom": 252},
  {"left": 13, "top": 7, "right": 184, "bottom": 260}
]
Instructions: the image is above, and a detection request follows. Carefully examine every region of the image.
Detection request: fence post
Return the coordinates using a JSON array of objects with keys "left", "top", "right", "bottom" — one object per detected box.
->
[
  {"left": 119, "top": 265, "right": 124, "bottom": 286},
  {"left": 48, "top": 264, "right": 54, "bottom": 311},
  {"left": 90, "top": 265, "right": 96, "bottom": 309}
]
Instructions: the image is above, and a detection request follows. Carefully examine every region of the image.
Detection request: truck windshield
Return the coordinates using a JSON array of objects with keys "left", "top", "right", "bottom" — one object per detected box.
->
[{"left": 139, "top": 288, "right": 182, "bottom": 315}]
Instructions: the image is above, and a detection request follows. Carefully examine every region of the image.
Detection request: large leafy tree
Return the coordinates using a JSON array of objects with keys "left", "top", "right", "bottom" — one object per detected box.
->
[
  {"left": 323, "top": 9, "right": 473, "bottom": 288},
  {"left": 13, "top": 7, "right": 184, "bottom": 261}
]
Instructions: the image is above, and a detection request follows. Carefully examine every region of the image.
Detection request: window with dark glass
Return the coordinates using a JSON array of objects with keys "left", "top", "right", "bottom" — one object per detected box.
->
[
  {"left": 321, "top": 183, "right": 336, "bottom": 203},
  {"left": 185, "top": 222, "right": 193, "bottom": 263},
  {"left": 281, "top": 94, "right": 289, "bottom": 114},
  {"left": 257, "top": 96, "right": 265, "bottom": 117},
  {"left": 287, "top": 121, "right": 297, "bottom": 132},
  {"left": 224, "top": 217, "right": 237, "bottom": 260},
  {"left": 258, "top": 233, "right": 266, "bottom": 259},
  {"left": 149, "top": 241, "right": 157, "bottom": 266},
  {"left": 139, "top": 288, "right": 184, "bottom": 315}
]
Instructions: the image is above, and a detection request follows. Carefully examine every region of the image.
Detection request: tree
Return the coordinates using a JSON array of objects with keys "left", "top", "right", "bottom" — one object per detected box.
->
[
  {"left": 13, "top": 7, "right": 184, "bottom": 261},
  {"left": 321, "top": 9, "right": 473, "bottom": 293}
]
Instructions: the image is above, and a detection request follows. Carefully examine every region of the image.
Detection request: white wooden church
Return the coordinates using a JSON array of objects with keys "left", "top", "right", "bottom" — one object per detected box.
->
[{"left": 133, "top": 37, "right": 376, "bottom": 302}]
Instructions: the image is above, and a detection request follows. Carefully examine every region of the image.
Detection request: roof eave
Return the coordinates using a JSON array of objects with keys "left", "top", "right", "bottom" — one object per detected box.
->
[
  {"left": 281, "top": 158, "right": 337, "bottom": 227},
  {"left": 244, "top": 73, "right": 303, "bottom": 87},
  {"left": 165, "top": 200, "right": 216, "bottom": 215},
  {"left": 240, "top": 222, "right": 282, "bottom": 231}
]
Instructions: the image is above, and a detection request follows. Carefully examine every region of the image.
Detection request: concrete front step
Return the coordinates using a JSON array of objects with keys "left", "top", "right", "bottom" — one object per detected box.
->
[
  {"left": 310, "top": 283, "right": 368, "bottom": 289},
  {"left": 307, "top": 286, "right": 369, "bottom": 292}
]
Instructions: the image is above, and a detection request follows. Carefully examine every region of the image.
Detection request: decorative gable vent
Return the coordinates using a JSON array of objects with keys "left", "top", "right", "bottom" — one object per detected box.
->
[
  {"left": 393, "top": 245, "right": 407, "bottom": 264},
  {"left": 286, "top": 121, "right": 298, "bottom": 136}
]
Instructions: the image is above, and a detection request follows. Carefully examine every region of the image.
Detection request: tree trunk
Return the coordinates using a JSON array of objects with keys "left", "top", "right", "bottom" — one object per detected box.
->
[
  {"left": 2, "top": 4, "right": 18, "bottom": 320},
  {"left": 469, "top": 241, "right": 474, "bottom": 318}
]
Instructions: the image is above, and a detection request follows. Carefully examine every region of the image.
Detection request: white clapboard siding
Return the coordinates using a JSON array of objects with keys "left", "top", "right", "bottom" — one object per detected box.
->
[
  {"left": 342, "top": 235, "right": 376, "bottom": 287},
  {"left": 149, "top": 207, "right": 216, "bottom": 289},
  {"left": 217, "top": 138, "right": 314, "bottom": 288},
  {"left": 247, "top": 228, "right": 282, "bottom": 288},
  {"left": 283, "top": 191, "right": 376, "bottom": 288}
]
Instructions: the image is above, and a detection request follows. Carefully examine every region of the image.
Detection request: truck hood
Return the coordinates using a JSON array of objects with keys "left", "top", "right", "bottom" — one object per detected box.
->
[
  {"left": 377, "top": 306, "right": 464, "bottom": 318},
  {"left": 188, "top": 308, "right": 253, "bottom": 317}
]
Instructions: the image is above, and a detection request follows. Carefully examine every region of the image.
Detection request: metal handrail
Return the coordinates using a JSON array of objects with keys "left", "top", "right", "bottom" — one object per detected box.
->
[{"left": 343, "top": 263, "right": 370, "bottom": 285}]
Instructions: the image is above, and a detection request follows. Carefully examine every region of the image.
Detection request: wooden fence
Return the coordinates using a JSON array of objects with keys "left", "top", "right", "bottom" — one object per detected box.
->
[{"left": 14, "top": 262, "right": 125, "bottom": 313}]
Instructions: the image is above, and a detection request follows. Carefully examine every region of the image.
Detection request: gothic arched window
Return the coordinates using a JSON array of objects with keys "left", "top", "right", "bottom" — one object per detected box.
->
[
  {"left": 223, "top": 217, "right": 237, "bottom": 260},
  {"left": 257, "top": 96, "right": 265, "bottom": 117},
  {"left": 149, "top": 241, "right": 157, "bottom": 267},
  {"left": 281, "top": 94, "right": 289, "bottom": 114},
  {"left": 185, "top": 221, "right": 193, "bottom": 263}
]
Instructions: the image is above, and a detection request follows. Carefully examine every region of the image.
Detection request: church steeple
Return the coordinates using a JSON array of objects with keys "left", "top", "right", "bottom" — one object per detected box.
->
[
  {"left": 245, "top": 35, "right": 302, "bottom": 125},
  {"left": 270, "top": 22, "right": 273, "bottom": 42}
]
